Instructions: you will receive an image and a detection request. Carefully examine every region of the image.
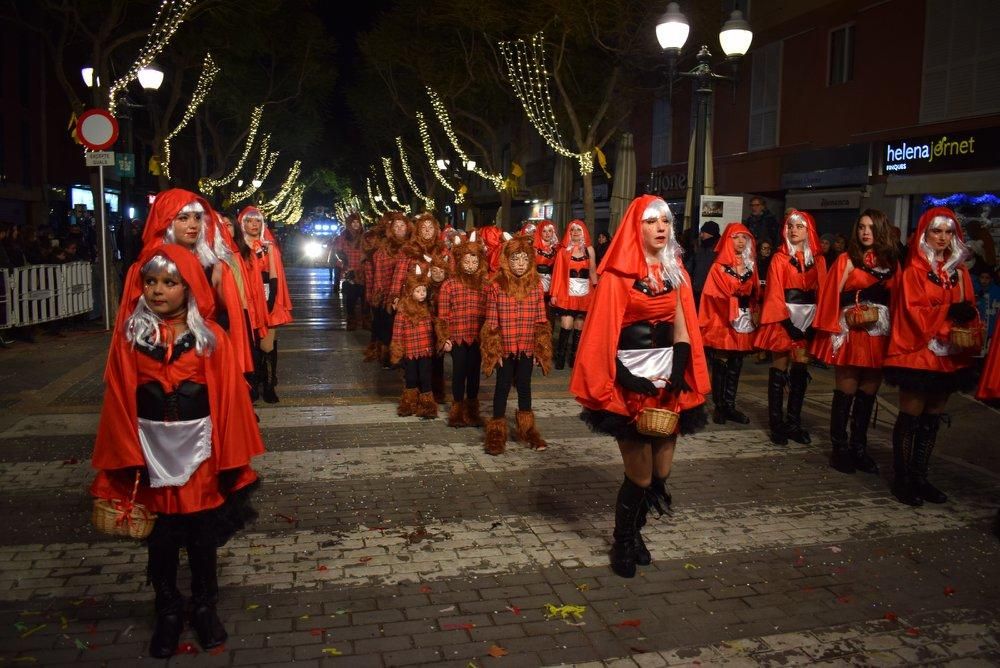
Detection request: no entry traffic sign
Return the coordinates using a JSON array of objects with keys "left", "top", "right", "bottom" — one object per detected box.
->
[{"left": 77, "top": 109, "right": 119, "bottom": 151}]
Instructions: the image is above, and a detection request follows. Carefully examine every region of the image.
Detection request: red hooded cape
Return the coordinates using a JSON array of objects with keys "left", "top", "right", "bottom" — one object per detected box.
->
[
  {"left": 215, "top": 211, "right": 268, "bottom": 337},
  {"left": 238, "top": 206, "right": 294, "bottom": 327},
  {"left": 550, "top": 220, "right": 595, "bottom": 311},
  {"left": 886, "top": 207, "right": 979, "bottom": 366},
  {"left": 91, "top": 244, "right": 264, "bottom": 514},
  {"left": 698, "top": 223, "right": 760, "bottom": 351},
  {"left": 977, "top": 334, "right": 1000, "bottom": 400},
  {"left": 570, "top": 195, "right": 709, "bottom": 418},
  {"left": 473, "top": 226, "right": 507, "bottom": 274}
]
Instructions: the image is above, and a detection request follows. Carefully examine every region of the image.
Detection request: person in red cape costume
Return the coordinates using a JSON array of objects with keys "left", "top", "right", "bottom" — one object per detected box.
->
[
  {"left": 472, "top": 224, "right": 509, "bottom": 276},
  {"left": 810, "top": 209, "right": 899, "bottom": 475},
  {"left": 570, "top": 195, "right": 709, "bottom": 579},
  {"left": 115, "top": 189, "right": 255, "bottom": 380},
  {"left": 91, "top": 245, "right": 264, "bottom": 658},
  {"left": 236, "top": 206, "right": 294, "bottom": 402},
  {"left": 754, "top": 209, "right": 827, "bottom": 446},
  {"left": 697, "top": 222, "right": 761, "bottom": 425},
  {"left": 550, "top": 219, "right": 598, "bottom": 370},
  {"left": 976, "top": 334, "right": 1000, "bottom": 406},
  {"left": 532, "top": 220, "right": 559, "bottom": 299},
  {"left": 883, "top": 207, "right": 981, "bottom": 506}
]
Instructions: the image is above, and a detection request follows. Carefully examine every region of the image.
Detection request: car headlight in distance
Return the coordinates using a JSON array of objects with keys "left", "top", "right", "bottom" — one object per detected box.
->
[{"left": 304, "top": 240, "right": 324, "bottom": 259}]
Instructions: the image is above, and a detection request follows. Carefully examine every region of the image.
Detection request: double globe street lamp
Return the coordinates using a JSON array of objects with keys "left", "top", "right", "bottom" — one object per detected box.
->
[{"left": 656, "top": 3, "right": 753, "bottom": 230}]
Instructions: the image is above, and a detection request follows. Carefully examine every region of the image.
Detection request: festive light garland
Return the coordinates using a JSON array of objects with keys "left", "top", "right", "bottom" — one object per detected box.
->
[
  {"left": 229, "top": 134, "right": 279, "bottom": 204},
  {"left": 498, "top": 32, "right": 594, "bottom": 175},
  {"left": 259, "top": 160, "right": 301, "bottom": 215},
  {"left": 369, "top": 166, "right": 393, "bottom": 212},
  {"left": 162, "top": 52, "right": 219, "bottom": 180},
  {"left": 108, "top": 0, "right": 196, "bottom": 115},
  {"left": 381, "top": 156, "right": 407, "bottom": 211},
  {"left": 365, "top": 178, "right": 380, "bottom": 214},
  {"left": 396, "top": 137, "right": 435, "bottom": 212},
  {"left": 199, "top": 106, "right": 264, "bottom": 196},
  {"left": 426, "top": 87, "right": 506, "bottom": 190},
  {"left": 417, "top": 112, "right": 464, "bottom": 204},
  {"left": 272, "top": 184, "right": 304, "bottom": 224}
]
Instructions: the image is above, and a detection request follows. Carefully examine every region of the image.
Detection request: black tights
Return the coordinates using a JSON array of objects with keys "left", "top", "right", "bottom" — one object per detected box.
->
[
  {"left": 403, "top": 356, "right": 432, "bottom": 392},
  {"left": 493, "top": 353, "right": 533, "bottom": 418},
  {"left": 344, "top": 283, "right": 363, "bottom": 316},
  {"left": 373, "top": 307, "right": 394, "bottom": 345},
  {"left": 451, "top": 342, "right": 482, "bottom": 401}
]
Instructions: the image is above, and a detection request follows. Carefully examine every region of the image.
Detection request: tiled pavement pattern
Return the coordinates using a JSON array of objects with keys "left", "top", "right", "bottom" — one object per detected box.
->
[{"left": 1, "top": 267, "right": 998, "bottom": 667}]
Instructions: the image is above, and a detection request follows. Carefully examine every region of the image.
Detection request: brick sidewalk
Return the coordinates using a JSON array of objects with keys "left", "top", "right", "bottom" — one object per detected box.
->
[{"left": 1, "top": 267, "right": 998, "bottom": 667}]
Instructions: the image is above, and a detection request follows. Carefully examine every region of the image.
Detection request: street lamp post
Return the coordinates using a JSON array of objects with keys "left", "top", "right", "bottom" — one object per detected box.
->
[{"left": 656, "top": 3, "right": 753, "bottom": 231}]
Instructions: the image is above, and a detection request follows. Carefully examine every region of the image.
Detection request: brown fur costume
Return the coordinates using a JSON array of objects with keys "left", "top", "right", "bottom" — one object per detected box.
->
[
  {"left": 435, "top": 240, "right": 487, "bottom": 348},
  {"left": 389, "top": 269, "right": 432, "bottom": 365}
]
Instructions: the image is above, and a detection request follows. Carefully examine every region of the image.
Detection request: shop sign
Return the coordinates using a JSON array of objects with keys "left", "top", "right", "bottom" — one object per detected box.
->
[
  {"left": 650, "top": 168, "right": 687, "bottom": 196},
  {"left": 882, "top": 127, "right": 1000, "bottom": 175}
]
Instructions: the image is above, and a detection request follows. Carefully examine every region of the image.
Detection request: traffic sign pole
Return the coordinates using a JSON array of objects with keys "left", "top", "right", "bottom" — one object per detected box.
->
[{"left": 97, "top": 163, "right": 111, "bottom": 331}]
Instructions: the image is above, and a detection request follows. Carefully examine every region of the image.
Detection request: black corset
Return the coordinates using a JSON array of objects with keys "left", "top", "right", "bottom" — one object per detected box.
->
[
  {"left": 536, "top": 264, "right": 553, "bottom": 275},
  {"left": 618, "top": 321, "right": 675, "bottom": 350},
  {"left": 784, "top": 288, "right": 816, "bottom": 304},
  {"left": 839, "top": 282, "right": 890, "bottom": 307},
  {"left": 136, "top": 380, "right": 210, "bottom": 421},
  {"left": 569, "top": 268, "right": 590, "bottom": 279}
]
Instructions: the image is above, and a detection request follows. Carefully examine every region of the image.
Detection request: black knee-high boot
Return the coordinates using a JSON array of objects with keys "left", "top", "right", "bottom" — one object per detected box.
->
[
  {"left": 568, "top": 329, "right": 582, "bottom": 367},
  {"left": 554, "top": 328, "right": 570, "bottom": 370},
  {"left": 147, "top": 531, "right": 183, "bottom": 658},
  {"left": 710, "top": 357, "right": 727, "bottom": 424},
  {"left": 262, "top": 343, "right": 279, "bottom": 404},
  {"left": 187, "top": 527, "right": 228, "bottom": 650},
  {"left": 767, "top": 368, "right": 788, "bottom": 445},
  {"left": 913, "top": 414, "right": 947, "bottom": 503},
  {"left": 849, "top": 390, "right": 880, "bottom": 474},
  {"left": 721, "top": 355, "right": 750, "bottom": 423},
  {"left": 829, "top": 390, "right": 855, "bottom": 473},
  {"left": 611, "top": 476, "right": 648, "bottom": 578},
  {"left": 891, "top": 413, "right": 922, "bottom": 506},
  {"left": 784, "top": 364, "right": 811, "bottom": 444}
]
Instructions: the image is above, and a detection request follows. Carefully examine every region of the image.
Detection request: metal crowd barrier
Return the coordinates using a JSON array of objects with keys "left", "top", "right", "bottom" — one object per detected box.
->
[{"left": 0, "top": 262, "right": 94, "bottom": 329}]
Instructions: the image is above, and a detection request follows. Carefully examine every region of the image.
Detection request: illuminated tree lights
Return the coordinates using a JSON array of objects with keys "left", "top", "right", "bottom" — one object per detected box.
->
[
  {"left": 162, "top": 52, "right": 220, "bottom": 180},
  {"left": 417, "top": 112, "right": 464, "bottom": 204},
  {"left": 108, "top": 0, "right": 197, "bottom": 115},
  {"left": 229, "top": 134, "right": 279, "bottom": 204},
  {"left": 199, "top": 106, "right": 264, "bottom": 196},
  {"left": 498, "top": 32, "right": 595, "bottom": 175},
  {"left": 260, "top": 160, "right": 301, "bottom": 215},
  {"left": 425, "top": 87, "right": 505, "bottom": 190},
  {"left": 396, "top": 137, "right": 435, "bottom": 212},
  {"left": 381, "top": 156, "right": 407, "bottom": 212}
]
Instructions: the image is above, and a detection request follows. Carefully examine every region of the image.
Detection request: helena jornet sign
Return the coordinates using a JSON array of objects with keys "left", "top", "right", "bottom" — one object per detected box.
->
[{"left": 882, "top": 128, "right": 1000, "bottom": 175}]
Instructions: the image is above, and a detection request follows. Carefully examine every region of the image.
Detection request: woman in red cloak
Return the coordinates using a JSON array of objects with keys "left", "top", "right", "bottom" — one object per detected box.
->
[
  {"left": 977, "top": 334, "right": 1000, "bottom": 407},
  {"left": 697, "top": 222, "right": 760, "bottom": 424},
  {"left": 811, "top": 209, "right": 898, "bottom": 474},
  {"left": 92, "top": 245, "right": 263, "bottom": 658},
  {"left": 533, "top": 220, "right": 559, "bottom": 299},
  {"left": 884, "top": 207, "right": 981, "bottom": 506},
  {"left": 754, "top": 210, "right": 827, "bottom": 446},
  {"left": 570, "top": 195, "right": 709, "bottom": 579},
  {"left": 236, "top": 206, "right": 294, "bottom": 402},
  {"left": 550, "top": 220, "right": 598, "bottom": 369}
]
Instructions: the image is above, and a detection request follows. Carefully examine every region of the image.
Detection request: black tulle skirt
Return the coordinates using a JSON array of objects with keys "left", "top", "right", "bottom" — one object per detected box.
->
[
  {"left": 580, "top": 405, "right": 708, "bottom": 441},
  {"left": 147, "top": 479, "right": 261, "bottom": 550},
  {"left": 883, "top": 366, "right": 978, "bottom": 394}
]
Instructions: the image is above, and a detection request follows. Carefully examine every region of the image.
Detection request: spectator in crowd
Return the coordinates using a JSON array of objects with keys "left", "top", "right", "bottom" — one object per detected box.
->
[
  {"left": 975, "top": 270, "right": 1000, "bottom": 338},
  {"left": 0, "top": 222, "right": 13, "bottom": 269},
  {"left": 965, "top": 220, "right": 997, "bottom": 275},
  {"left": 594, "top": 231, "right": 611, "bottom": 266},
  {"left": 820, "top": 233, "right": 834, "bottom": 259},
  {"left": 744, "top": 196, "right": 780, "bottom": 249},
  {"left": 686, "top": 220, "right": 721, "bottom": 306},
  {"left": 1, "top": 223, "right": 28, "bottom": 268},
  {"left": 891, "top": 225, "right": 908, "bottom": 264}
]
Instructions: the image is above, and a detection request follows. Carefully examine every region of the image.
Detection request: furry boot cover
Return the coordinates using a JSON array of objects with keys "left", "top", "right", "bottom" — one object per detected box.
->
[
  {"left": 484, "top": 417, "right": 508, "bottom": 456},
  {"left": 397, "top": 388, "right": 419, "bottom": 417},
  {"left": 515, "top": 409, "right": 547, "bottom": 451},
  {"left": 447, "top": 401, "right": 465, "bottom": 428},
  {"left": 416, "top": 391, "right": 438, "bottom": 419}
]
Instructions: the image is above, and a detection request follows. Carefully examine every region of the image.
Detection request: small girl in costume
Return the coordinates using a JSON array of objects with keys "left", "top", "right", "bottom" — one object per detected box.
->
[
  {"left": 390, "top": 266, "right": 438, "bottom": 419},
  {"left": 91, "top": 245, "right": 263, "bottom": 658},
  {"left": 550, "top": 220, "right": 597, "bottom": 369}
]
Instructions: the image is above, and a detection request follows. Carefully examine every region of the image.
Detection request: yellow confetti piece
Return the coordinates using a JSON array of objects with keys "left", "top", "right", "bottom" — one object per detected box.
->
[
  {"left": 299, "top": 614, "right": 310, "bottom": 620},
  {"left": 19, "top": 611, "right": 42, "bottom": 617},
  {"left": 245, "top": 604, "right": 260, "bottom": 611},
  {"left": 12, "top": 658, "right": 39, "bottom": 664},
  {"left": 20, "top": 624, "right": 47, "bottom": 639},
  {"left": 543, "top": 604, "right": 586, "bottom": 621},
  {"left": 321, "top": 647, "right": 343, "bottom": 656},
  {"left": 59, "top": 616, "right": 68, "bottom": 630},
  {"left": 576, "top": 583, "right": 589, "bottom": 592},
  {"left": 683, "top": 562, "right": 700, "bottom": 570}
]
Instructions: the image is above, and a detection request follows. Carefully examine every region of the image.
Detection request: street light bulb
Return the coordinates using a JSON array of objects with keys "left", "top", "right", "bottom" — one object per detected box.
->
[
  {"left": 655, "top": 2, "right": 690, "bottom": 52},
  {"left": 464, "top": 159, "right": 476, "bottom": 171},
  {"left": 81, "top": 66, "right": 97, "bottom": 88},
  {"left": 137, "top": 63, "right": 164, "bottom": 91},
  {"left": 436, "top": 158, "right": 450, "bottom": 171},
  {"left": 719, "top": 9, "right": 753, "bottom": 57},
  {"left": 252, "top": 179, "right": 263, "bottom": 188}
]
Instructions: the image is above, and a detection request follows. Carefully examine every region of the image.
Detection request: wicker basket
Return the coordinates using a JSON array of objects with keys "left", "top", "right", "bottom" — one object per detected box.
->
[
  {"left": 846, "top": 304, "right": 879, "bottom": 328},
  {"left": 750, "top": 308, "right": 761, "bottom": 328},
  {"left": 950, "top": 326, "right": 983, "bottom": 351},
  {"left": 791, "top": 346, "right": 811, "bottom": 364},
  {"left": 92, "top": 471, "right": 156, "bottom": 539},
  {"left": 636, "top": 407, "right": 680, "bottom": 438}
]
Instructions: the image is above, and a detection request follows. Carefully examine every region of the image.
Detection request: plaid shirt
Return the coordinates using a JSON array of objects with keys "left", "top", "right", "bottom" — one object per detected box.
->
[
  {"left": 438, "top": 278, "right": 487, "bottom": 345},
  {"left": 371, "top": 248, "right": 398, "bottom": 305},
  {"left": 335, "top": 237, "right": 365, "bottom": 272},
  {"left": 392, "top": 311, "right": 435, "bottom": 359},
  {"left": 484, "top": 283, "right": 548, "bottom": 356}
]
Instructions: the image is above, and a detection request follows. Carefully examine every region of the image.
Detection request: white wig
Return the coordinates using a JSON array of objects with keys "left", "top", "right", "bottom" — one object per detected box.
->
[
  {"left": 784, "top": 211, "right": 814, "bottom": 267},
  {"left": 920, "top": 215, "right": 970, "bottom": 274},
  {"left": 642, "top": 198, "right": 686, "bottom": 287},
  {"left": 125, "top": 254, "right": 216, "bottom": 356}
]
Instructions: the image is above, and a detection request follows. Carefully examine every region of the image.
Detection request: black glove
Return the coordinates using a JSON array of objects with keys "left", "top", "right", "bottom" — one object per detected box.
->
[
  {"left": 947, "top": 301, "right": 977, "bottom": 325},
  {"left": 780, "top": 318, "right": 806, "bottom": 341},
  {"left": 615, "top": 358, "right": 658, "bottom": 396},
  {"left": 267, "top": 277, "right": 278, "bottom": 312},
  {"left": 668, "top": 342, "right": 692, "bottom": 392}
]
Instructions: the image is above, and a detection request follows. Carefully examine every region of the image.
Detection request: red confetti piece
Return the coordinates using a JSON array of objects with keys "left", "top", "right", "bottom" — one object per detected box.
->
[
  {"left": 316, "top": 565, "right": 328, "bottom": 571},
  {"left": 419, "top": 585, "right": 432, "bottom": 593},
  {"left": 905, "top": 627, "right": 920, "bottom": 637},
  {"left": 174, "top": 642, "right": 199, "bottom": 655},
  {"left": 943, "top": 586, "right": 956, "bottom": 596},
  {"left": 507, "top": 605, "right": 521, "bottom": 616},
  {"left": 801, "top": 586, "right": 816, "bottom": 593},
  {"left": 275, "top": 513, "right": 297, "bottom": 524},
  {"left": 832, "top": 566, "right": 848, "bottom": 575},
  {"left": 442, "top": 623, "right": 476, "bottom": 630},
  {"left": 488, "top": 644, "right": 508, "bottom": 657},
  {"left": 310, "top": 628, "right": 324, "bottom": 637},
  {"left": 358, "top": 556, "right": 372, "bottom": 564},
  {"left": 835, "top": 595, "right": 853, "bottom": 604},
  {"left": 208, "top": 645, "right": 226, "bottom": 655},
  {"left": 615, "top": 619, "right": 642, "bottom": 628},
  {"left": 884, "top": 611, "right": 898, "bottom": 621},
  {"left": 62, "top": 458, "right": 79, "bottom": 465},
  {"left": 794, "top": 556, "right": 806, "bottom": 567}
]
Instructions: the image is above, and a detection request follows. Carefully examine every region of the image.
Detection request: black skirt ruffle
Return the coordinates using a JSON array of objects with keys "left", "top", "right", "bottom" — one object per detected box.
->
[
  {"left": 580, "top": 405, "right": 707, "bottom": 441},
  {"left": 883, "top": 365, "right": 977, "bottom": 394},
  {"left": 145, "top": 479, "right": 261, "bottom": 549},
  {"left": 552, "top": 306, "right": 587, "bottom": 318}
]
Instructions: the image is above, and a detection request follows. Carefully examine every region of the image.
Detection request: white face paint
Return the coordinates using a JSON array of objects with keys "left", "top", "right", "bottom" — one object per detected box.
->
[{"left": 509, "top": 251, "right": 530, "bottom": 277}]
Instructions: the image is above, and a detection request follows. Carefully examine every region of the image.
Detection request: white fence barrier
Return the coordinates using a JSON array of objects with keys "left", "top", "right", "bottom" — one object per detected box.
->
[{"left": 0, "top": 262, "right": 95, "bottom": 329}]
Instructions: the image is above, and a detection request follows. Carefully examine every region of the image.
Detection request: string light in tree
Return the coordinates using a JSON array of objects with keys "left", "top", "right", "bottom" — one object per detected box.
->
[
  {"left": 162, "top": 52, "right": 220, "bottom": 180},
  {"left": 229, "top": 134, "right": 279, "bottom": 204},
  {"left": 426, "top": 87, "right": 506, "bottom": 190},
  {"left": 260, "top": 160, "right": 301, "bottom": 215},
  {"left": 417, "top": 112, "right": 463, "bottom": 204},
  {"left": 365, "top": 178, "right": 380, "bottom": 214},
  {"left": 498, "top": 32, "right": 594, "bottom": 175},
  {"left": 272, "top": 184, "right": 304, "bottom": 224},
  {"left": 369, "top": 166, "right": 393, "bottom": 212},
  {"left": 199, "top": 106, "right": 264, "bottom": 195},
  {"left": 108, "top": 0, "right": 196, "bottom": 115},
  {"left": 381, "top": 156, "right": 408, "bottom": 212},
  {"left": 396, "top": 137, "right": 435, "bottom": 212}
]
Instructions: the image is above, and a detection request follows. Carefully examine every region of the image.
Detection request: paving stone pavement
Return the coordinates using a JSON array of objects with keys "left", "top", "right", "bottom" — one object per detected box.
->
[{"left": 1, "top": 267, "right": 998, "bottom": 667}]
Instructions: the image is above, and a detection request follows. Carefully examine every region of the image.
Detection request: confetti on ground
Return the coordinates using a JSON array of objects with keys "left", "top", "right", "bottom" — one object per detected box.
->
[
  {"left": 19, "top": 624, "right": 46, "bottom": 639},
  {"left": 73, "top": 639, "right": 89, "bottom": 650},
  {"left": 310, "top": 628, "right": 324, "bottom": 637},
  {"left": 442, "top": 623, "right": 476, "bottom": 630},
  {"left": 544, "top": 604, "right": 586, "bottom": 621},
  {"left": 322, "top": 647, "right": 343, "bottom": 656},
  {"left": 246, "top": 604, "right": 260, "bottom": 611},
  {"left": 488, "top": 644, "right": 508, "bottom": 657},
  {"left": 316, "top": 564, "right": 328, "bottom": 571},
  {"left": 828, "top": 546, "right": 842, "bottom": 553},
  {"left": 208, "top": 645, "right": 226, "bottom": 656},
  {"left": 174, "top": 643, "right": 199, "bottom": 655},
  {"left": 905, "top": 627, "right": 920, "bottom": 637},
  {"left": 59, "top": 616, "right": 67, "bottom": 630},
  {"left": 274, "top": 512, "right": 298, "bottom": 524},
  {"left": 614, "top": 619, "right": 642, "bottom": 628},
  {"left": 576, "top": 583, "right": 589, "bottom": 591},
  {"left": 333, "top": 609, "right": 349, "bottom": 615},
  {"left": 836, "top": 595, "right": 854, "bottom": 604},
  {"left": 943, "top": 586, "right": 956, "bottom": 596},
  {"left": 506, "top": 605, "right": 521, "bottom": 616},
  {"left": 683, "top": 562, "right": 700, "bottom": 570},
  {"left": 832, "top": 566, "right": 848, "bottom": 575},
  {"left": 358, "top": 556, "right": 373, "bottom": 564},
  {"left": 439, "top": 606, "right": 456, "bottom": 613},
  {"left": 884, "top": 612, "right": 898, "bottom": 621}
]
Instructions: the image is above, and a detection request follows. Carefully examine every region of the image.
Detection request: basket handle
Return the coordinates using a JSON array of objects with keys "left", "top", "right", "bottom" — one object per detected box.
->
[{"left": 115, "top": 470, "right": 143, "bottom": 528}]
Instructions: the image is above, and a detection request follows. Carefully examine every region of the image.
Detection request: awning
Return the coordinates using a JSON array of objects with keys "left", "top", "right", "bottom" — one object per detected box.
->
[
  {"left": 785, "top": 188, "right": 863, "bottom": 210},
  {"left": 885, "top": 169, "right": 1000, "bottom": 195}
]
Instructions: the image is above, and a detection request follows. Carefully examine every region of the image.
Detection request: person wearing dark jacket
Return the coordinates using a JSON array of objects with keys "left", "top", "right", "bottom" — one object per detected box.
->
[
  {"left": 744, "top": 197, "right": 780, "bottom": 249},
  {"left": 686, "top": 220, "right": 721, "bottom": 306}
]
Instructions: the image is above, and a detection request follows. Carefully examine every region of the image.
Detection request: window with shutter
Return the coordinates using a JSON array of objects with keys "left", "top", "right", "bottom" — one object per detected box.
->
[{"left": 749, "top": 41, "right": 782, "bottom": 151}]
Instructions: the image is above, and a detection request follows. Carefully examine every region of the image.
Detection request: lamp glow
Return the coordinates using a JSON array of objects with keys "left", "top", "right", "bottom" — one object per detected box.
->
[
  {"left": 137, "top": 63, "right": 164, "bottom": 91},
  {"left": 719, "top": 9, "right": 753, "bottom": 57},
  {"left": 655, "top": 2, "right": 690, "bottom": 51}
]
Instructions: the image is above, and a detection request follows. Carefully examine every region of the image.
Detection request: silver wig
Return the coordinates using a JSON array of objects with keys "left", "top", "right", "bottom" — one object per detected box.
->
[
  {"left": 736, "top": 232, "right": 756, "bottom": 273},
  {"left": 920, "top": 215, "right": 970, "bottom": 274},
  {"left": 784, "top": 211, "right": 814, "bottom": 267},
  {"left": 164, "top": 201, "right": 217, "bottom": 268},
  {"left": 125, "top": 254, "right": 217, "bottom": 356},
  {"left": 642, "top": 198, "right": 686, "bottom": 288}
]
